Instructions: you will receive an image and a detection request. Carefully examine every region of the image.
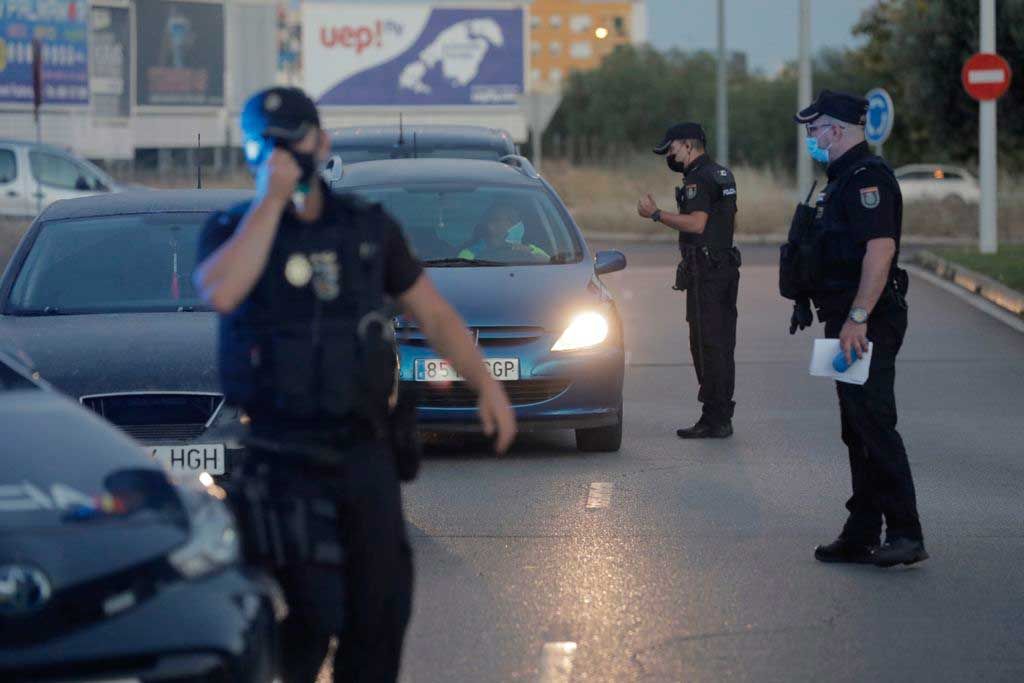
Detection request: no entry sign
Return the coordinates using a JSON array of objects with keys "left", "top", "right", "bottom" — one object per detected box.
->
[{"left": 962, "top": 53, "right": 1012, "bottom": 101}]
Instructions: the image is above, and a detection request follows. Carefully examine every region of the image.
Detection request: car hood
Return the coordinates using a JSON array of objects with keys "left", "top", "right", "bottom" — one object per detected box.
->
[
  {"left": 0, "top": 313, "right": 220, "bottom": 399},
  {"left": 422, "top": 262, "right": 599, "bottom": 329}
]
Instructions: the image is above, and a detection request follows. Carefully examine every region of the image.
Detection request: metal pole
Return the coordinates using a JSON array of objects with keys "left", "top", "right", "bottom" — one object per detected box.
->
[
  {"left": 796, "top": 0, "right": 813, "bottom": 195},
  {"left": 979, "top": 0, "right": 997, "bottom": 254},
  {"left": 716, "top": 0, "right": 728, "bottom": 164},
  {"left": 534, "top": 125, "right": 543, "bottom": 173}
]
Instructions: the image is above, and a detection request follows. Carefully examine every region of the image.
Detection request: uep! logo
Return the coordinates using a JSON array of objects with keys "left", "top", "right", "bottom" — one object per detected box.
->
[{"left": 320, "top": 20, "right": 403, "bottom": 54}]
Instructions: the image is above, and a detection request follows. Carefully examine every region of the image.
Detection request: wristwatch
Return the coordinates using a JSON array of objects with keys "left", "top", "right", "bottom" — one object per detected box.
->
[
  {"left": 848, "top": 307, "right": 869, "bottom": 324},
  {"left": 651, "top": 209, "right": 662, "bottom": 223}
]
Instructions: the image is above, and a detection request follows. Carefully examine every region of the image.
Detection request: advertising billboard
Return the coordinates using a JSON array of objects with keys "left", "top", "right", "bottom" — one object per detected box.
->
[
  {"left": 90, "top": 4, "right": 130, "bottom": 117},
  {"left": 136, "top": 0, "right": 224, "bottom": 106},
  {"left": 303, "top": 3, "right": 524, "bottom": 106},
  {"left": 0, "top": 0, "right": 90, "bottom": 106}
]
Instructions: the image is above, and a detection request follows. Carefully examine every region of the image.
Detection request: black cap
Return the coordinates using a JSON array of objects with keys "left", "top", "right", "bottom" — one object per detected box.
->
[
  {"left": 653, "top": 122, "right": 706, "bottom": 154},
  {"left": 794, "top": 89, "right": 868, "bottom": 126},
  {"left": 240, "top": 87, "right": 321, "bottom": 143}
]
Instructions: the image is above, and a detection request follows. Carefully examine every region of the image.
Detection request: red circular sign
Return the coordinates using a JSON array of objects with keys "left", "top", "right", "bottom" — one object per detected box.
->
[{"left": 962, "top": 53, "right": 1012, "bottom": 101}]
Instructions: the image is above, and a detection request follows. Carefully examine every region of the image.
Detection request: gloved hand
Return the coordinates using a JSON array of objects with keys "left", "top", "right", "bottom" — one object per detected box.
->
[{"left": 789, "top": 299, "right": 813, "bottom": 335}]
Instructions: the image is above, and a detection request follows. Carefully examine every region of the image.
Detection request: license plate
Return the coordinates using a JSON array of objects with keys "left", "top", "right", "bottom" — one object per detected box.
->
[
  {"left": 148, "top": 444, "right": 225, "bottom": 475},
  {"left": 414, "top": 358, "right": 519, "bottom": 382}
]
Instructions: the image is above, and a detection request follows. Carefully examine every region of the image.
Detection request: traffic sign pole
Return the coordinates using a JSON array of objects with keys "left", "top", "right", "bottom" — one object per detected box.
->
[{"left": 979, "top": 0, "right": 997, "bottom": 254}]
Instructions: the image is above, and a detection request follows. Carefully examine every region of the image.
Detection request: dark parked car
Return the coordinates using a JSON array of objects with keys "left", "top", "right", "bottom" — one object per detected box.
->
[
  {"left": 328, "top": 124, "right": 517, "bottom": 168},
  {"left": 0, "top": 348, "right": 282, "bottom": 682},
  {"left": 0, "top": 191, "right": 253, "bottom": 477}
]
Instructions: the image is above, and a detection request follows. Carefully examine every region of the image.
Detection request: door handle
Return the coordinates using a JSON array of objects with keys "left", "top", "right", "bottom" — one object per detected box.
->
[{"left": 5, "top": 191, "right": 17, "bottom": 197}]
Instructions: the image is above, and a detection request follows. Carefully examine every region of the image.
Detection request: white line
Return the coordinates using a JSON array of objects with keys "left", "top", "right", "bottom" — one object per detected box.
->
[
  {"left": 968, "top": 69, "right": 1006, "bottom": 85},
  {"left": 905, "top": 264, "right": 1024, "bottom": 335},
  {"left": 538, "top": 642, "right": 577, "bottom": 683},
  {"left": 586, "top": 482, "right": 613, "bottom": 509}
]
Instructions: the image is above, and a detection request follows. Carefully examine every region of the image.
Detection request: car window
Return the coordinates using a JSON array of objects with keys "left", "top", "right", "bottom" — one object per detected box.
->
[
  {"left": 897, "top": 171, "right": 933, "bottom": 181},
  {"left": 332, "top": 143, "right": 507, "bottom": 164},
  {"left": 29, "top": 151, "right": 101, "bottom": 191},
  {"left": 7, "top": 212, "right": 210, "bottom": 314},
  {"left": 348, "top": 184, "right": 582, "bottom": 266},
  {"left": 943, "top": 171, "right": 963, "bottom": 180},
  {"left": 0, "top": 149, "right": 17, "bottom": 184}
]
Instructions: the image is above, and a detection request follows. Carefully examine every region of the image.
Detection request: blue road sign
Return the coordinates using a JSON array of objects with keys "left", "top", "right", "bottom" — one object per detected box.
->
[{"left": 865, "top": 88, "right": 895, "bottom": 146}]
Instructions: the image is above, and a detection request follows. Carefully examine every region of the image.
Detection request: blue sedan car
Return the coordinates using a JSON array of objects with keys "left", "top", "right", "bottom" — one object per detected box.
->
[{"left": 332, "top": 156, "right": 627, "bottom": 451}]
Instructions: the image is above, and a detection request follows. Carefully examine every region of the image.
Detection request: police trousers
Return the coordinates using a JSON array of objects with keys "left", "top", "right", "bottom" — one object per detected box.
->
[
  {"left": 247, "top": 436, "right": 413, "bottom": 683},
  {"left": 824, "top": 301, "right": 923, "bottom": 543},
  {"left": 685, "top": 252, "right": 740, "bottom": 425}
]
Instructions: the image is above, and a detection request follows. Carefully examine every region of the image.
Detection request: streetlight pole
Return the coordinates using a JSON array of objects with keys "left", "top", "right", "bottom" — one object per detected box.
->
[
  {"left": 796, "top": 0, "right": 813, "bottom": 196},
  {"left": 979, "top": 0, "right": 998, "bottom": 254},
  {"left": 716, "top": 0, "right": 728, "bottom": 164}
]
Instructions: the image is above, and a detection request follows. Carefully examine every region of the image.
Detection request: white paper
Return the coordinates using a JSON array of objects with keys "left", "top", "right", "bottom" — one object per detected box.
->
[{"left": 809, "top": 338, "right": 873, "bottom": 385}]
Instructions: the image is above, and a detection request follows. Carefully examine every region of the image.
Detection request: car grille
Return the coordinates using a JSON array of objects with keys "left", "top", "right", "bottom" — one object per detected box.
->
[
  {"left": 80, "top": 393, "right": 223, "bottom": 444},
  {"left": 398, "top": 325, "right": 546, "bottom": 348},
  {"left": 405, "top": 379, "right": 570, "bottom": 408}
]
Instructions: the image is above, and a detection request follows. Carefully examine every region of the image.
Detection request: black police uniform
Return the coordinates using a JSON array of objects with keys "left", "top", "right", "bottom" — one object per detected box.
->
[
  {"left": 674, "top": 153, "right": 741, "bottom": 429},
  {"left": 198, "top": 184, "right": 423, "bottom": 683},
  {"left": 807, "top": 140, "right": 924, "bottom": 548}
]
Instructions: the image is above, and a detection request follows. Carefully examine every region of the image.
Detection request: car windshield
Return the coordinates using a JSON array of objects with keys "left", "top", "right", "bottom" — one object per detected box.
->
[
  {"left": 332, "top": 143, "right": 507, "bottom": 163},
  {"left": 348, "top": 184, "right": 583, "bottom": 266},
  {"left": 8, "top": 212, "right": 209, "bottom": 315}
]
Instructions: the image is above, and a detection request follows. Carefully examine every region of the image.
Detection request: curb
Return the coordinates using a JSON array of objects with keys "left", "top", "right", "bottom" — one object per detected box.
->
[{"left": 914, "top": 250, "right": 1024, "bottom": 319}]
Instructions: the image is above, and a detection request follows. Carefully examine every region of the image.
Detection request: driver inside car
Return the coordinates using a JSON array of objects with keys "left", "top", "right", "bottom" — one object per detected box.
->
[{"left": 458, "top": 200, "right": 549, "bottom": 262}]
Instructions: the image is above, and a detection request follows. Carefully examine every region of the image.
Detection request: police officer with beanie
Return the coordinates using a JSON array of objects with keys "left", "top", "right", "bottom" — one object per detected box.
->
[
  {"left": 637, "top": 123, "right": 740, "bottom": 439},
  {"left": 194, "top": 87, "right": 517, "bottom": 682},
  {"left": 789, "top": 90, "right": 927, "bottom": 567}
]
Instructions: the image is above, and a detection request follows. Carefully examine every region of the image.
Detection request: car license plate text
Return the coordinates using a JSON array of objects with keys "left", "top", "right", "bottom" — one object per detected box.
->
[
  {"left": 149, "top": 444, "right": 225, "bottom": 474},
  {"left": 414, "top": 358, "right": 519, "bottom": 382}
]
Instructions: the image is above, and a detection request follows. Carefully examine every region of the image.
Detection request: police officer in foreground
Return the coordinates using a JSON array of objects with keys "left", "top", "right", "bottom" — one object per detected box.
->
[
  {"left": 788, "top": 90, "right": 927, "bottom": 567},
  {"left": 194, "top": 87, "right": 517, "bottom": 682},
  {"left": 637, "top": 123, "right": 741, "bottom": 439}
]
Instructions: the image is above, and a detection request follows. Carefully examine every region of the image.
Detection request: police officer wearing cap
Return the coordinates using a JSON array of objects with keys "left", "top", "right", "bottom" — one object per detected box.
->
[
  {"left": 788, "top": 89, "right": 927, "bottom": 568},
  {"left": 637, "top": 123, "right": 741, "bottom": 439},
  {"left": 194, "top": 87, "right": 517, "bottom": 682}
]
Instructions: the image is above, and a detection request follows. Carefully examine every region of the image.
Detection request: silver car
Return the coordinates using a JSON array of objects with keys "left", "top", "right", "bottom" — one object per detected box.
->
[
  {"left": 0, "top": 139, "right": 120, "bottom": 218},
  {"left": 894, "top": 164, "right": 980, "bottom": 204}
]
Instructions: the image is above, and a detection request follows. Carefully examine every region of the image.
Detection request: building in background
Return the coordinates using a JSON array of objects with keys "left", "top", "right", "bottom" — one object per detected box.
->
[{"left": 527, "top": 0, "right": 646, "bottom": 91}]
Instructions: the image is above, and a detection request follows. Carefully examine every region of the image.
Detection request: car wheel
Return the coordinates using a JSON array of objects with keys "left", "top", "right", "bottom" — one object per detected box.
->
[{"left": 575, "top": 405, "right": 623, "bottom": 452}]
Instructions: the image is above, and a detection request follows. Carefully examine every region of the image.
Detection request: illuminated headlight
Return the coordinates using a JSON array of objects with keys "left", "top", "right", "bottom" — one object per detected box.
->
[
  {"left": 169, "top": 495, "right": 240, "bottom": 579},
  {"left": 551, "top": 312, "right": 609, "bottom": 351}
]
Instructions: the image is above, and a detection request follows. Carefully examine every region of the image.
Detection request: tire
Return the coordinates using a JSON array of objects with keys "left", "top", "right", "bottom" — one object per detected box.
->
[{"left": 575, "top": 406, "right": 623, "bottom": 452}]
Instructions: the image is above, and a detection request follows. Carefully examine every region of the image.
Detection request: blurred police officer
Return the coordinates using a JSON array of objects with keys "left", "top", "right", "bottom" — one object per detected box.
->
[
  {"left": 791, "top": 90, "right": 927, "bottom": 567},
  {"left": 194, "top": 87, "right": 517, "bottom": 682},
  {"left": 637, "top": 123, "right": 740, "bottom": 439}
]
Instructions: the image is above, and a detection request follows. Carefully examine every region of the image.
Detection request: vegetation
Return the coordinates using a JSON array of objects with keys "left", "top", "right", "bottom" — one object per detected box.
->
[{"left": 933, "top": 245, "right": 1024, "bottom": 292}]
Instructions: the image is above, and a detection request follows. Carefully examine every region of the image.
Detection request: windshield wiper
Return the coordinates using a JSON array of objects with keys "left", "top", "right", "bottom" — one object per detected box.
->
[{"left": 422, "top": 257, "right": 507, "bottom": 267}]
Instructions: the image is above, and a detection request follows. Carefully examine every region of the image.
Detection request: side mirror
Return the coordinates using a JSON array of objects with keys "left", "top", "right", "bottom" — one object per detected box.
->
[
  {"left": 594, "top": 250, "right": 626, "bottom": 275},
  {"left": 322, "top": 154, "right": 344, "bottom": 184}
]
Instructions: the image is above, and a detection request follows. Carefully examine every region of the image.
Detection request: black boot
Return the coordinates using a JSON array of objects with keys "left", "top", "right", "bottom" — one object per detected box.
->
[
  {"left": 676, "top": 420, "right": 733, "bottom": 439},
  {"left": 873, "top": 538, "right": 929, "bottom": 567},
  {"left": 814, "top": 537, "right": 878, "bottom": 564}
]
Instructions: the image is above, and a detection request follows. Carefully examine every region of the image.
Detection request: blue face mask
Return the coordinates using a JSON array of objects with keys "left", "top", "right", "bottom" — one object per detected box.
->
[
  {"left": 805, "top": 136, "right": 831, "bottom": 164},
  {"left": 504, "top": 222, "right": 525, "bottom": 244}
]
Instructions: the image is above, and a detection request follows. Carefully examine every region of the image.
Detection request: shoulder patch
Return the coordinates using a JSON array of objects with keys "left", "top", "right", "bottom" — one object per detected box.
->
[
  {"left": 859, "top": 186, "right": 880, "bottom": 209},
  {"left": 685, "top": 184, "right": 698, "bottom": 200}
]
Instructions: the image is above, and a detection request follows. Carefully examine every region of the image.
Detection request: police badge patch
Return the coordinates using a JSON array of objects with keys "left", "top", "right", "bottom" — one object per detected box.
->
[
  {"left": 685, "top": 184, "right": 698, "bottom": 200},
  {"left": 859, "top": 186, "right": 880, "bottom": 209}
]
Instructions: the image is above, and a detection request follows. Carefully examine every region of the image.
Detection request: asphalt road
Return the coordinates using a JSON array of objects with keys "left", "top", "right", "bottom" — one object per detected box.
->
[{"left": 396, "top": 244, "right": 1024, "bottom": 682}]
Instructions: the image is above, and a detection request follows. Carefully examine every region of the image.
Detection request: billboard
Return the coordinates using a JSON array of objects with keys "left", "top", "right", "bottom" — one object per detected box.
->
[
  {"left": 90, "top": 4, "right": 130, "bottom": 117},
  {"left": 136, "top": 0, "right": 224, "bottom": 106},
  {"left": 303, "top": 3, "right": 524, "bottom": 106},
  {"left": 0, "top": 0, "right": 90, "bottom": 105}
]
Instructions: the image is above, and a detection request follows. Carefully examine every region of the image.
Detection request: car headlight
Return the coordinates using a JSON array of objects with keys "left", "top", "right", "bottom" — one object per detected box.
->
[
  {"left": 551, "top": 312, "right": 609, "bottom": 351},
  {"left": 169, "top": 493, "right": 240, "bottom": 579}
]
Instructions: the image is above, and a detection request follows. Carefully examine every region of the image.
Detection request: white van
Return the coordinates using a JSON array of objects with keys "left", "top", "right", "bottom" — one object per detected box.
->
[{"left": 0, "top": 140, "right": 121, "bottom": 217}]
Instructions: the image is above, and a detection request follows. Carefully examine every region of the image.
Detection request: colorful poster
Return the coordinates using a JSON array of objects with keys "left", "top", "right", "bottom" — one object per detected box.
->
[
  {"left": 303, "top": 4, "right": 524, "bottom": 106},
  {"left": 0, "top": 0, "right": 90, "bottom": 105},
  {"left": 136, "top": 0, "right": 223, "bottom": 106}
]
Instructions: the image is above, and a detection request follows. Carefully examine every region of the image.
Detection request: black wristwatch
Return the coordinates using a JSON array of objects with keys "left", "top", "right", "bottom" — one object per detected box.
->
[{"left": 651, "top": 209, "right": 662, "bottom": 223}]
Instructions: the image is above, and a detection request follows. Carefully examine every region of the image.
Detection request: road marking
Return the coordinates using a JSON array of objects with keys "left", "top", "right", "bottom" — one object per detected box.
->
[
  {"left": 538, "top": 641, "right": 577, "bottom": 683},
  {"left": 586, "top": 482, "right": 613, "bottom": 509},
  {"left": 967, "top": 68, "right": 1006, "bottom": 85}
]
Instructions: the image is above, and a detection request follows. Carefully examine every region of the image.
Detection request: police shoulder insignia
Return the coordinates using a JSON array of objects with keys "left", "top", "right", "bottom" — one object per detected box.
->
[
  {"left": 685, "top": 184, "right": 698, "bottom": 200},
  {"left": 859, "top": 186, "right": 880, "bottom": 209}
]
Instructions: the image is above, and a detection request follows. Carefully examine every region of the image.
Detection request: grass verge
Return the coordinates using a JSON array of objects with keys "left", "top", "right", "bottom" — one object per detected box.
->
[{"left": 931, "top": 245, "right": 1024, "bottom": 292}]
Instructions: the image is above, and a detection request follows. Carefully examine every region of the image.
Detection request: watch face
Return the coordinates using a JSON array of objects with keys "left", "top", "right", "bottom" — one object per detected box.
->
[{"left": 851, "top": 308, "right": 868, "bottom": 323}]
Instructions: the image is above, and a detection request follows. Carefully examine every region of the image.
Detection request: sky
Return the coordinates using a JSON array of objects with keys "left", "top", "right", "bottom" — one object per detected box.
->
[{"left": 646, "top": 0, "right": 879, "bottom": 75}]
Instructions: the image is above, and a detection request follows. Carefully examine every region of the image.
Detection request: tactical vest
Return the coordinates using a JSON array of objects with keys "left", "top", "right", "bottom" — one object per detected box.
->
[
  {"left": 780, "top": 156, "right": 900, "bottom": 299},
  {"left": 218, "top": 197, "right": 397, "bottom": 422}
]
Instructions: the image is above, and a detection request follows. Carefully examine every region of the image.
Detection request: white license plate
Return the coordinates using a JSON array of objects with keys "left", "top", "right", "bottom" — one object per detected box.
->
[
  {"left": 414, "top": 358, "right": 519, "bottom": 382},
  {"left": 149, "top": 444, "right": 225, "bottom": 475}
]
